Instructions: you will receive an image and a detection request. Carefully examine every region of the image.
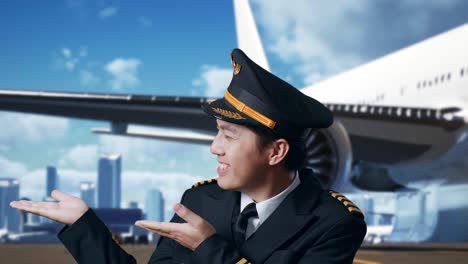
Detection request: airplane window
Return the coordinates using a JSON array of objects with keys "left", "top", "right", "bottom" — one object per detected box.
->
[
  {"left": 434, "top": 77, "right": 438, "bottom": 84},
  {"left": 416, "top": 82, "right": 420, "bottom": 89},
  {"left": 406, "top": 108, "right": 411, "bottom": 117},
  {"left": 422, "top": 81, "right": 426, "bottom": 87},
  {"left": 447, "top": 73, "right": 451, "bottom": 80},
  {"left": 461, "top": 68, "right": 465, "bottom": 76},
  {"left": 441, "top": 75, "right": 445, "bottom": 82},
  {"left": 428, "top": 81, "right": 432, "bottom": 87}
]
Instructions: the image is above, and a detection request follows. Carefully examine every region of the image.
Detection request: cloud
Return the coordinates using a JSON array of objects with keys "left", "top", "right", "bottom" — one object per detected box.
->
[
  {"left": 62, "top": 48, "right": 72, "bottom": 58},
  {"left": 253, "top": 0, "right": 368, "bottom": 84},
  {"left": 121, "top": 171, "right": 204, "bottom": 211},
  {"left": 0, "top": 156, "right": 41, "bottom": 200},
  {"left": 252, "top": 0, "right": 466, "bottom": 85},
  {"left": 0, "top": 156, "right": 28, "bottom": 179},
  {"left": 18, "top": 168, "right": 95, "bottom": 201},
  {"left": 0, "top": 112, "right": 69, "bottom": 144},
  {"left": 138, "top": 16, "right": 153, "bottom": 27},
  {"left": 53, "top": 47, "right": 81, "bottom": 72},
  {"left": 105, "top": 58, "right": 142, "bottom": 90},
  {"left": 192, "top": 65, "right": 232, "bottom": 97},
  {"left": 98, "top": 134, "right": 184, "bottom": 167},
  {"left": 99, "top": 6, "right": 118, "bottom": 19},
  {"left": 0, "top": 145, "right": 10, "bottom": 153},
  {"left": 58, "top": 144, "right": 98, "bottom": 169},
  {"left": 79, "top": 69, "right": 100, "bottom": 87},
  {"left": 96, "top": 130, "right": 216, "bottom": 174}
]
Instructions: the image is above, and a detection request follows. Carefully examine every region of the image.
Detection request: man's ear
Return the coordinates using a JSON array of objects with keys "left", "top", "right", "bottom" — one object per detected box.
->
[{"left": 268, "top": 139, "right": 289, "bottom": 166}]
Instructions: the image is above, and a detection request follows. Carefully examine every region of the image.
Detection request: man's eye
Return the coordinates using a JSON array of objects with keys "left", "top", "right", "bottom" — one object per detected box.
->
[{"left": 224, "top": 135, "right": 233, "bottom": 140}]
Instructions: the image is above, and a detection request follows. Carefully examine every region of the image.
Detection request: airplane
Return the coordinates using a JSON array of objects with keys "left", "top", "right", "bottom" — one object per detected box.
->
[{"left": 0, "top": 0, "right": 467, "bottom": 195}]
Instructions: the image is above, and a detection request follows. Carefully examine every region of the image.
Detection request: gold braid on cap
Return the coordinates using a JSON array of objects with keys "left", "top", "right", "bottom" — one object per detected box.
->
[
  {"left": 224, "top": 90, "right": 276, "bottom": 129},
  {"left": 211, "top": 107, "right": 246, "bottom": 120}
]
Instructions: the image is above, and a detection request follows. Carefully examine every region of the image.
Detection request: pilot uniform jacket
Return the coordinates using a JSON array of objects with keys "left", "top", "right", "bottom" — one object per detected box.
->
[{"left": 57, "top": 169, "right": 367, "bottom": 263}]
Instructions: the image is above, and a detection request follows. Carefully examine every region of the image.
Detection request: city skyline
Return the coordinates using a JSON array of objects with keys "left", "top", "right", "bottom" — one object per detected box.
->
[{"left": 1, "top": 156, "right": 172, "bottom": 232}]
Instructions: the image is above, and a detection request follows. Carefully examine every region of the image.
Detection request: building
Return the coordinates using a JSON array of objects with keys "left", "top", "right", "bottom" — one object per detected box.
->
[
  {"left": 46, "top": 166, "right": 58, "bottom": 197},
  {"left": 128, "top": 201, "right": 139, "bottom": 209},
  {"left": 145, "top": 189, "right": 165, "bottom": 222},
  {"left": 97, "top": 154, "right": 121, "bottom": 208},
  {"left": 0, "top": 178, "right": 21, "bottom": 232},
  {"left": 80, "top": 181, "right": 96, "bottom": 208}
]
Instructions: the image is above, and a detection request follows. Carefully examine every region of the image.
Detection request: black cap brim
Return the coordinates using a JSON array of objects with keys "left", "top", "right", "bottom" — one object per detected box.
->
[{"left": 201, "top": 98, "right": 260, "bottom": 127}]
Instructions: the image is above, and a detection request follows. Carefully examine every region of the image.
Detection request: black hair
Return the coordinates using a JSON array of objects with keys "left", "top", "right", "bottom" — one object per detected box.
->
[{"left": 246, "top": 125, "right": 306, "bottom": 171}]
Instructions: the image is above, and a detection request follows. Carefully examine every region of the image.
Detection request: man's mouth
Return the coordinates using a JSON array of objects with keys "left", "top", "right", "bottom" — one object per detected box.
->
[{"left": 217, "top": 162, "right": 230, "bottom": 176}]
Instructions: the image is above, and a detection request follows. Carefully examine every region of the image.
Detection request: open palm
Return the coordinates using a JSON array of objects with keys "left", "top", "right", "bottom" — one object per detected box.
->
[{"left": 10, "top": 190, "right": 89, "bottom": 225}]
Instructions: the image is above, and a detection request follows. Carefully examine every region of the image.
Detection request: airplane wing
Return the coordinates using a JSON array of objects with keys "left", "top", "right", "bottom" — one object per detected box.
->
[
  {"left": 327, "top": 103, "right": 465, "bottom": 163},
  {"left": 0, "top": 89, "right": 217, "bottom": 144},
  {"left": 1, "top": 88, "right": 464, "bottom": 160}
]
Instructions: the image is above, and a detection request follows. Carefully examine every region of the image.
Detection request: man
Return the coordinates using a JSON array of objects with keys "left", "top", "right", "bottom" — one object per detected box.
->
[{"left": 10, "top": 48, "right": 366, "bottom": 263}]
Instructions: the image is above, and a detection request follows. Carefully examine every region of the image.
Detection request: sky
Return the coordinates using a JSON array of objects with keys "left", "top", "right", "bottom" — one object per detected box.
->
[{"left": 1, "top": 0, "right": 468, "bottom": 214}]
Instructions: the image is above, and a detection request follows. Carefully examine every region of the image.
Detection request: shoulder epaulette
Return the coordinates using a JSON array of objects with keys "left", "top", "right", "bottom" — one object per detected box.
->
[
  {"left": 235, "top": 257, "right": 251, "bottom": 264},
  {"left": 192, "top": 178, "right": 218, "bottom": 188},
  {"left": 328, "top": 191, "right": 364, "bottom": 216}
]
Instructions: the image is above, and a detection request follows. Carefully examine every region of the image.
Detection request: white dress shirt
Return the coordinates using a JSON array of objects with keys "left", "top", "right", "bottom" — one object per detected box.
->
[{"left": 240, "top": 171, "right": 301, "bottom": 239}]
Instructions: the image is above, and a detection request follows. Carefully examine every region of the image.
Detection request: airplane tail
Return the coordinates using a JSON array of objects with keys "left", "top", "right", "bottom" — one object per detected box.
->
[{"left": 233, "top": 0, "right": 270, "bottom": 71}]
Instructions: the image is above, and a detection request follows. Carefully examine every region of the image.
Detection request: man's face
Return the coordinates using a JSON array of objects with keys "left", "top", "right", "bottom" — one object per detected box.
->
[{"left": 210, "top": 119, "right": 270, "bottom": 191}]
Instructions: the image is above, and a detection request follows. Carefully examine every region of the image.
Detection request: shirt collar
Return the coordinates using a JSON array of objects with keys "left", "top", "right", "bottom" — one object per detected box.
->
[{"left": 240, "top": 171, "right": 301, "bottom": 224}]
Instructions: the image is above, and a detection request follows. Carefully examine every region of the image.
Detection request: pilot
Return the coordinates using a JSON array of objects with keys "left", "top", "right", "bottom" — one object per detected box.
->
[{"left": 10, "top": 48, "right": 366, "bottom": 263}]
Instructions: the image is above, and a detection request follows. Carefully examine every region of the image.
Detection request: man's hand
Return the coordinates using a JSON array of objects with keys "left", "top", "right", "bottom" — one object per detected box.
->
[
  {"left": 10, "top": 190, "right": 89, "bottom": 225},
  {"left": 135, "top": 203, "right": 216, "bottom": 251}
]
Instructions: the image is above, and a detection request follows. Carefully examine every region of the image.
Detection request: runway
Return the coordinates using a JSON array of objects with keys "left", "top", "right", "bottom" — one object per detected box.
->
[
  {"left": 355, "top": 243, "right": 468, "bottom": 264},
  {"left": 0, "top": 243, "right": 467, "bottom": 263}
]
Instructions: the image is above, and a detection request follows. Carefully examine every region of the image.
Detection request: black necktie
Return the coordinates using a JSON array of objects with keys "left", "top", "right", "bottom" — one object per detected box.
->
[{"left": 234, "top": 202, "right": 258, "bottom": 247}]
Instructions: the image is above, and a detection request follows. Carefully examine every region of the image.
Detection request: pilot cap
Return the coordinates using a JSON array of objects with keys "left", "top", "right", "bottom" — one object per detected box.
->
[{"left": 201, "top": 48, "right": 333, "bottom": 139}]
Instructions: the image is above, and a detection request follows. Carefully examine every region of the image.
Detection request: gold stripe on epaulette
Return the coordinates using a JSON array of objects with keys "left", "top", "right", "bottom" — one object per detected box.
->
[
  {"left": 337, "top": 196, "right": 351, "bottom": 203},
  {"left": 329, "top": 190, "right": 363, "bottom": 216},
  {"left": 330, "top": 191, "right": 342, "bottom": 199},
  {"left": 347, "top": 206, "right": 363, "bottom": 214},
  {"left": 236, "top": 258, "right": 249, "bottom": 264},
  {"left": 192, "top": 178, "right": 218, "bottom": 188},
  {"left": 343, "top": 200, "right": 355, "bottom": 207}
]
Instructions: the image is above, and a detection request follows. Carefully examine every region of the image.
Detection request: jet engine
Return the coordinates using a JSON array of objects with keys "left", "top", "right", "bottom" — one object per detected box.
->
[{"left": 303, "top": 121, "right": 353, "bottom": 191}]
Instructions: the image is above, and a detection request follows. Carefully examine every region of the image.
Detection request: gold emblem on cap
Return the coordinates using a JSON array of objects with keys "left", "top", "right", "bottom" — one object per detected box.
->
[
  {"left": 230, "top": 54, "right": 241, "bottom": 75},
  {"left": 212, "top": 107, "right": 246, "bottom": 120}
]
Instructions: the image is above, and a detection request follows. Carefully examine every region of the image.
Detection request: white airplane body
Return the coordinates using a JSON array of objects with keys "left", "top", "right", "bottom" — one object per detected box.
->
[
  {"left": 307, "top": 24, "right": 468, "bottom": 110},
  {"left": 234, "top": 0, "right": 468, "bottom": 191}
]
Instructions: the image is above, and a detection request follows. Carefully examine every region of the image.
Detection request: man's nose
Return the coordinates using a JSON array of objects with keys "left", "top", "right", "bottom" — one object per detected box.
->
[{"left": 210, "top": 132, "right": 224, "bottom": 156}]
